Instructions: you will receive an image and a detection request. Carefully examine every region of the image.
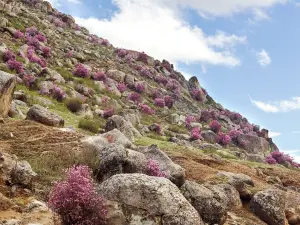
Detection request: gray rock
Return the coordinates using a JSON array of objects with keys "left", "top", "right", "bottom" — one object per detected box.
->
[
  {"left": 201, "top": 130, "right": 217, "bottom": 144},
  {"left": 168, "top": 113, "right": 180, "bottom": 124},
  {"left": 181, "top": 181, "right": 227, "bottom": 225},
  {"left": 107, "top": 69, "right": 126, "bottom": 82},
  {"left": 41, "top": 68, "right": 66, "bottom": 84},
  {"left": 237, "top": 134, "right": 270, "bottom": 156},
  {"left": 250, "top": 188, "right": 286, "bottom": 225},
  {"left": 26, "top": 105, "right": 64, "bottom": 127},
  {"left": 0, "top": 71, "right": 16, "bottom": 117},
  {"left": 100, "top": 129, "right": 133, "bottom": 148},
  {"left": 98, "top": 174, "right": 203, "bottom": 225}
]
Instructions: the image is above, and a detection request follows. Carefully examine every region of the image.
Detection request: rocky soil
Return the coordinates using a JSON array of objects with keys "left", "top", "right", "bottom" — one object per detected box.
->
[{"left": 0, "top": 0, "right": 300, "bottom": 225}]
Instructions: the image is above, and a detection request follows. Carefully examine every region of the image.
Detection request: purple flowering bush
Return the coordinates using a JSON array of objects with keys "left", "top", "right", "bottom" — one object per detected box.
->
[
  {"left": 135, "top": 82, "right": 145, "bottom": 93},
  {"left": 23, "top": 74, "right": 36, "bottom": 88},
  {"left": 217, "top": 133, "right": 231, "bottom": 146},
  {"left": 185, "top": 115, "right": 196, "bottom": 128},
  {"left": 52, "top": 85, "right": 66, "bottom": 101},
  {"left": 154, "top": 98, "right": 165, "bottom": 108},
  {"left": 146, "top": 160, "right": 167, "bottom": 177},
  {"left": 92, "top": 72, "right": 107, "bottom": 82},
  {"left": 117, "top": 82, "right": 127, "bottom": 93},
  {"left": 48, "top": 165, "right": 107, "bottom": 225},
  {"left": 41, "top": 46, "right": 51, "bottom": 58},
  {"left": 6, "top": 59, "right": 24, "bottom": 74},
  {"left": 73, "top": 64, "right": 89, "bottom": 78},
  {"left": 155, "top": 75, "right": 168, "bottom": 86},
  {"left": 264, "top": 151, "right": 300, "bottom": 167},
  {"left": 3, "top": 50, "right": 15, "bottom": 62},
  {"left": 137, "top": 52, "right": 148, "bottom": 64},
  {"left": 128, "top": 92, "right": 141, "bottom": 103},
  {"left": 190, "top": 127, "right": 201, "bottom": 141},
  {"left": 191, "top": 88, "right": 205, "bottom": 102},
  {"left": 209, "top": 120, "right": 222, "bottom": 133},
  {"left": 139, "top": 103, "right": 155, "bottom": 115},
  {"left": 228, "top": 130, "right": 242, "bottom": 142},
  {"left": 14, "top": 30, "right": 25, "bottom": 39},
  {"left": 164, "top": 95, "right": 174, "bottom": 108},
  {"left": 103, "top": 108, "right": 115, "bottom": 119}
]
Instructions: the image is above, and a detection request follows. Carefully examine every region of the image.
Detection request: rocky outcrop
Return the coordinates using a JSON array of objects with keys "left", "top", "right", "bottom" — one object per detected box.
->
[
  {"left": 250, "top": 188, "right": 286, "bottom": 225},
  {"left": 98, "top": 174, "right": 203, "bottom": 225},
  {"left": 237, "top": 134, "right": 270, "bottom": 156},
  {"left": 26, "top": 105, "right": 64, "bottom": 127},
  {"left": 0, "top": 71, "right": 16, "bottom": 117}
]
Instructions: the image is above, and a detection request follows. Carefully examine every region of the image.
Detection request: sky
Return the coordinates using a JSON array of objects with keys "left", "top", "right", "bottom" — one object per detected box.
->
[{"left": 48, "top": 0, "right": 300, "bottom": 162}]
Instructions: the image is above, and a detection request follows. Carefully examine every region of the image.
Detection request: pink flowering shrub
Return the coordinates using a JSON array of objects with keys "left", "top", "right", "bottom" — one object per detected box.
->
[
  {"left": 35, "top": 33, "right": 47, "bottom": 42},
  {"left": 27, "top": 47, "right": 47, "bottom": 67},
  {"left": 217, "top": 133, "right": 231, "bottom": 146},
  {"left": 166, "top": 79, "right": 179, "bottom": 92},
  {"left": 66, "top": 51, "right": 74, "bottom": 58},
  {"left": 117, "top": 82, "right": 127, "bottom": 93},
  {"left": 264, "top": 155, "right": 277, "bottom": 165},
  {"left": 209, "top": 120, "right": 222, "bottom": 133},
  {"left": 23, "top": 74, "right": 36, "bottom": 88},
  {"left": 154, "top": 98, "right": 165, "bottom": 108},
  {"left": 92, "top": 72, "right": 107, "bottom": 82},
  {"left": 264, "top": 151, "right": 300, "bottom": 168},
  {"left": 6, "top": 59, "right": 24, "bottom": 74},
  {"left": 73, "top": 64, "right": 89, "bottom": 78},
  {"left": 140, "top": 68, "right": 153, "bottom": 79},
  {"left": 26, "top": 26, "right": 38, "bottom": 36},
  {"left": 229, "top": 112, "right": 242, "bottom": 121},
  {"left": 14, "top": 30, "right": 24, "bottom": 39},
  {"left": 135, "top": 82, "right": 145, "bottom": 93},
  {"left": 139, "top": 103, "right": 155, "bottom": 115},
  {"left": 53, "top": 18, "right": 66, "bottom": 28},
  {"left": 200, "top": 110, "right": 212, "bottom": 123},
  {"left": 228, "top": 130, "right": 242, "bottom": 142},
  {"left": 164, "top": 95, "right": 174, "bottom": 108},
  {"left": 115, "top": 48, "right": 127, "bottom": 58},
  {"left": 128, "top": 92, "right": 141, "bottom": 103},
  {"left": 146, "top": 160, "right": 167, "bottom": 177},
  {"left": 191, "top": 127, "right": 201, "bottom": 141},
  {"left": 26, "top": 35, "right": 40, "bottom": 49},
  {"left": 137, "top": 52, "right": 148, "bottom": 64},
  {"left": 48, "top": 165, "right": 107, "bottom": 225},
  {"left": 52, "top": 85, "right": 66, "bottom": 101},
  {"left": 3, "top": 50, "right": 15, "bottom": 62},
  {"left": 155, "top": 75, "right": 168, "bottom": 86},
  {"left": 185, "top": 115, "right": 196, "bottom": 128},
  {"left": 191, "top": 88, "right": 205, "bottom": 102},
  {"left": 41, "top": 46, "right": 51, "bottom": 58},
  {"left": 103, "top": 108, "right": 115, "bottom": 119}
]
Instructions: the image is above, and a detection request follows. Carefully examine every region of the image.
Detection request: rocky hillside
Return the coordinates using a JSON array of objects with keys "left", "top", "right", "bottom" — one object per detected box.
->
[{"left": 0, "top": 0, "right": 300, "bottom": 225}]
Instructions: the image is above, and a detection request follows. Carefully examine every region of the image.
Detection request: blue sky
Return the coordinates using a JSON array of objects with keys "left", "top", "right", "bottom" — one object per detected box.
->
[{"left": 48, "top": 0, "right": 300, "bottom": 161}]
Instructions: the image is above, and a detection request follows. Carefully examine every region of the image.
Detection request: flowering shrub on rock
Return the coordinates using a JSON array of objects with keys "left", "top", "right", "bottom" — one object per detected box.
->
[
  {"left": 26, "top": 26, "right": 38, "bottom": 36},
  {"left": 41, "top": 46, "right": 51, "bottom": 58},
  {"left": 190, "top": 127, "right": 201, "bottom": 141},
  {"left": 140, "top": 68, "right": 153, "bottom": 79},
  {"left": 23, "top": 74, "right": 36, "bottom": 88},
  {"left": 26, "top": 35, "right": 40, "bottom": 49},
  {"left": 128, "top": 92, "right": 141, "bottom": 103},
  {"left": 135, "top": 82, "right": 145, "bottom": 93},
  {"left": 35, "top": 33, "right": 47, "bottom": 42},
  {"left": 27, "top": 47, "right": 47, "bottom": 67},
  {"left": 228, "top": 130, "right": 242, "bottom": 142},
  {"left": 117, "top": 82, "right": 127, "bottom": 93},
  {"left": 265, "top": 151, "right": 300, "bottom": 168},
  {"left": 154, "top": 98, "right": 165, "bottom": 108},
  {"left": 185, "top": 115, "right": 196, "bottom": 128},
  {"left": 217, "top": 133, "right": 231, "bottom": 146},
  {"left": 146, "top": 160, "right": 167, "bottom": 177},
  {"left": 3, "top": 50, "right": 15, "bottom": 62},
  {"left": 164, "top": 95, "right": 174, "bottom": 108},
  {"left": 139, "top": 103, "right": 155, "bottom": 115},
  {"left": 191, "top": 88, "right": 205, "bottom": 102},
  {"left": 115, "top": 48, "right": 127, "bottom": 58},
  {"left": 6, "top": 59, "right": 24, "bottom": 74},
  {"left": 48, "top": 165, "right": 107, "bottom": 225},
  {"left": 14, "top": 30, "right": 24, "bottom": 39},
  {"left": 66, "top": 51, "right": 74, "bottom": 58},
  {"left": 155, "top": 75, "right": 168, "bottom": 86},
  {"left": 73, "top": 64, "right": 89, "bottom": 78},
  {"left": 200, "top": 110, "right": 212, "bottom": 123},
  {"left": 52, "top": 85, "right": 66, "bottom": 102},
  {"left": 103, "top": 108, "right": 115, "bottom": 119},
  {"left": 209, "top": 120, "right": 221, "bottom": 133},
  {"left": 92, "top": 72, "right": 107, "bottom": 82},
  {"left": 137, "top": 52, "right": 148, "bottom": 64}
]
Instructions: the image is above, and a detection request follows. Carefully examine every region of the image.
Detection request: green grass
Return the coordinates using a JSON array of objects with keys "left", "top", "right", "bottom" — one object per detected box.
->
[
  {"left": 168, "top": 124, "right": 188, "bottom": 134},
  {"left": 78, "top": 117, "right": 100, "bottom": 133}
]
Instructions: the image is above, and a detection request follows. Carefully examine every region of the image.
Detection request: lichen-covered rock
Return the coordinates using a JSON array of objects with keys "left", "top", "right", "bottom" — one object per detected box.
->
[
  {"left": 136, "top": 145, "right": 186, "bottom": 187},
  {"left": 237, "top": 134, "right": 270, "bottom": 156},
  {"left": 0, "top": 71, "right": 16, "bottom": 117},
  {"left": 107, "top": 69, "right": 126, "bottom": 82},
  {"left": 201, "top": 130, "right": 217, "bottom": 144},
  {"left": 98, "top": 174, "right": 203, "bottom": 225},
  {"left": 40, "top": 68, "right": 66, "bottom": 84},
  {"left": 0, "top": 152, "right": 37, "bottom": 187},
  {"left": 26, "top": 105, "right": 64, "bottom": 127},
  {"left": 181, "top": 181, "right": 227, "bottom": 225},
  {"left": 250, "top": 188, "right": 286, "bottom": 225}
]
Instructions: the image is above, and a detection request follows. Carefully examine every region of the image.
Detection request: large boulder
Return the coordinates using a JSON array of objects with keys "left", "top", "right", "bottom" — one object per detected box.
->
[
  {"left": 237, "top": 134, "right": 270, "bottom": 156},
  {"left": 107, "top": 69, "right": 125, "bottom": 82},
  {"left": 106, "top": 115, "right": 141, "bottom": 141},
  {"left": 136, "top": 145, "right": 186, "bottom": 187},
  {"left": 181, "top": 181, "right": 227, "bottom": 225},
  {"left": 26, "top": 105, "right": 64, "bottom": 127},
  {"left": 40, "top": 68, "right": 65, "bottom": 84},
  {"left": 201, "top": 130, "right": 217, "bottom": 144},
  {"left": 0, "top": 152, "right": 36, "bottom": 187},
  {"left": 98, "top": 174, "right": 203, "bottom": 225},
  {"left": 250, "top": 188, "right": 286, "bottom": 225},
  {"left": 0, "top": 71, "right": 16, "bottom": 117}
]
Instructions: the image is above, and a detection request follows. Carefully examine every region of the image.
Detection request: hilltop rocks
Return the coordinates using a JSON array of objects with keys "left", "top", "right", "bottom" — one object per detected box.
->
[
  {"left": 237, "top": 134, "right": 270, "bottom": 156},
  {"left": 0, "top": 152, "right": 36, "bottom": 187},
  {"left": 98, "top": 174, "right": 203, "bottom": 225},
  {"left": 26, "top": 105, "right": 64, "bottom": 127},
  {"left": 181, "top": 181, "right": 227, "bottom": 224},
  {"left": 250, "top": 188, "right": 286, "bottom": 225},
  {"left": 0, "top": 71, "right": 16, "bottom": 117}
]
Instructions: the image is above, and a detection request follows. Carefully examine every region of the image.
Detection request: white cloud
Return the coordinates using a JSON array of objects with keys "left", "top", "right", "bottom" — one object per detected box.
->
[
  {"left": 248, "top": 8, "right": 271, "bottom": 24},
  {"left": 68, "top": 0, "right": 81, "bottom": 4},
  {"left": 250, "top": 96, "right": 300, "bottom": 113},
  {"left": 75, "top": 0, "right": 247, "bottom": 67},
  {"left": 257, "top": 49, "right": 271, "bottom": 66},
  {"left": 269, "top": 131, "right": 282, "bottom": 138}
]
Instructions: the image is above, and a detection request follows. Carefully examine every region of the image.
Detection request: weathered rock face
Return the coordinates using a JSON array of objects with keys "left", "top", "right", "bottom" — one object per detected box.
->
[
  {"left": 237, "top": 134, "right": 270, "bottom": 156},
  {"left": 98, "top": 174, "right": 203, "bottom": 225},
  {"left": 201, "top": 130, "right": 217, "bottom": 144},
  {"left": 0, "top": 152, "right": 37, "bottom": 187},
  {"left": 26, "top": 105, "right": 64, "bottom": 127},
  {"left": 136, "top": 145, "right": 186, "bottom": 187},
  {"left": 0, "top": 71, "right": 16, "bottom": 117},
  {"left": 181, "top": 181, "right": 227, "bottom": 225},
  {"left": 250, "top": 188, "right": 286, "bottom": 225}
]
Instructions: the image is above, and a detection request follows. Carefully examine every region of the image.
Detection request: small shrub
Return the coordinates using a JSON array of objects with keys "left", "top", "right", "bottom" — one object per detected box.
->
[
  {"left": 185, "top": 115, "right": 195, "bottom": 128},
  {"left": 155, "top": 75, "right": 168, "bottom": 86},
  {"left": 164, "top": 95, "right": 174, "bottom": 108},
  {"left": 26, "top": 26, "right": 38, "bottom": 36},
  {"left": 139, "top": 103, "right": 155, "bottom": 115},
  {"left": 190, "top": 127, "right": 201, "bottom": 141},
  {"left": 135, "top": 82, "right": 145, "bottom": 93},
  {"left": 92, "top": 72, "right": 107, "bottom": 82},
  {"left": 217, "top": 133, "right": 231, "bottom": 146},
  {"left": 103, "top": 108, "right": 115, "bottom": 119},
  {"left": 200, "top": 109, "right": 212, "bottom": 122},
  {"left": 117, "top": 82, "right": 127, "bottom": 93},
  {"left": 264, "top": 155, "right": 277, "bottom": 165},
  {"left": 41, "top": 46, "right": 51, "bottom": 58},
  {"left": 154, "top": 98, "right": 165, "bottom": 108},
  {"left": 146, "top": 160, "right": 167, "bottom": 177},
  {"left": 128, "top": 92, "right": 141, "bottom": 103},
  {"left": 52, "top": 85, "right": 66, "bottom": 102},
  {"left": 228, "top": 130, "right": 242, "bottom": 142},
  {"left": 26, "top": 36, "right": 40, "bottom": 49},
  {"left": 116, "top": 48, "right": 127, "bottom": 58},
  {"left": 65, "top": 98, "right": 83, "bottom": 113},
  {"left": 78, "top": 118, "right": 100, "bottom": 133},
  {"left": 14, "top": 30, "right": 25, "bottom": 39},
  {"left": 140, "top": 68, "right": 153, "bottom": 79},
  {"left": 48, "top": 165, "right": 107, "bottom": 225},
  {"left": 3, "top": 50, "right": 15, "bottom": 62},
  {"left": 191, "top": 88, "right": 205, "bottom": 102},
  {"left": 73, "top": 64, "right": 89, "bottom": 78},
  {"left": 209, "top": 120, "right": 221, "bottom": 133},
  {"left": 35, "top": 33, "right": 47, "bottom": 42},
  {"left": 23, "top": 74, "right": 36, "bottom": 88},
  {"left": 6, "top": 59, "right": 24, "bottom": 74},
  {"left": 137, "top": 52, "right": 148, "bottom": 64}
]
